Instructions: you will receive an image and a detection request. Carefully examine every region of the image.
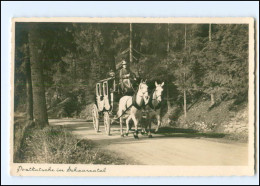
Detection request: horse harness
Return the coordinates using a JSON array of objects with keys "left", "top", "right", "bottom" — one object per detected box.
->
[
  {"left": 116, "top": 88, "right": 149, "bottom": 119},
  {"left": 148, "top": 89, "right": 162, "bottom": 110},
  {"left": 132, "top": 91, "right": 146, "bottom": 110}
]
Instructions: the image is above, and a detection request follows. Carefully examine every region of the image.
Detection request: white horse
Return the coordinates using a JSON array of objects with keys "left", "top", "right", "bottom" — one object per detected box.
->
[
  {"left": 146, "top": 81, "right": 164, "bottom": 137},
  {"left": 117, "top": 80, "right": 150, "bottom": 139}
]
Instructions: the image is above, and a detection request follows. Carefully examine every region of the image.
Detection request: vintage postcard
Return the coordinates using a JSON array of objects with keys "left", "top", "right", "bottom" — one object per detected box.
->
[{"left": 10, "top": 17, "right": 256, "bottom": 176}]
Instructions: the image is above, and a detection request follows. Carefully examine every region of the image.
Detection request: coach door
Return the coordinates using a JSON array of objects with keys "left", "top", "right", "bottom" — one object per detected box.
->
[{"left": 96, "top": 83, "right": 104, "bottom": 112}]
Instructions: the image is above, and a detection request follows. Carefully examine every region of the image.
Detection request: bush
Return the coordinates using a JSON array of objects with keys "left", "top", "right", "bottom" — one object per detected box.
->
[
  {"left": 79, "top": 104, "right": 93, "bottom": 120},
  {"left": 13, "top": 113, "right": 32, "bottom": 162}
]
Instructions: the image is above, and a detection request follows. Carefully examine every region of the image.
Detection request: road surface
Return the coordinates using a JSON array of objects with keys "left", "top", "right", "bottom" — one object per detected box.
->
[{"left": 49, "top": 118, "right": 248, "bottom": 165}]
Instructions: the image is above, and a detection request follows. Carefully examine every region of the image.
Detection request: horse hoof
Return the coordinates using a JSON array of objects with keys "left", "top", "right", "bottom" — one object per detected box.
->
[
  {"left": 148, "top": 135, "right": 153, "bottom": 138},
  {"left": 121, "top": 134, "right": 124, "bottom": 138},
  {"left": 125, "top": 133, "right": 128, "bottom": 136},
  {"left": 134, "top": 135, "right": 139, "bottom": 139}
]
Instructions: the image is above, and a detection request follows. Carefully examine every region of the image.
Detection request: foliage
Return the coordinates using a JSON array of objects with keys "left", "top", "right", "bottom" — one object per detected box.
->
[
  {"left": 200, "top": 24, "right": 248, "bottom": 101},
  {"left": 14, "top": 23, "right": 249, "bottom": 118}
]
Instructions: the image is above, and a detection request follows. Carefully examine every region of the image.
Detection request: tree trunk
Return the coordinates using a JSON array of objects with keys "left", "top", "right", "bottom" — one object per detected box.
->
[
  {"left": 208, "top": 23, "right": 212, "bottom": 98},
  {"left": 73, "top": 59, "right": 76, "bottom": 82},
  {"left": 184, "top": 89, "right": 187, "bottom": 118},
  {"left": 184, "top": 24, "right": 187, "bottom": 49},
  {"left": 184, "top": 25, "right": 187, "bottom": 118},
  {"left": 209, "top": 23, "right": 212, "bottom": 42},
  {"left": 209, "top": 24, "right": 214, "bottom": 107},
  {"left": 129, "top": 23, "right": 133, "bottom": 64},
  {"left": 29, "top": 25, "right": 48, "bottom": 127},
  {"left": 25, "top": 48, "right": 33, "bottom": 120},
  {"left": 210, "top": 93, "right": 215, "bottom": 106},
  {"left": 166, "top": 23, "right": 171, "bottom": 110}
]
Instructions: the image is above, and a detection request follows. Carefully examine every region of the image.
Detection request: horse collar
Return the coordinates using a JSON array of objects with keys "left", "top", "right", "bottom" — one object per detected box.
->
[
  {"left": 132, "top": 92, "right": 145, "bottom": 110},
  {"left": 149, "top": 100, "right": 161, "bottom": 110},
  {"left": 149, "top": 89, "right": 161, "bottom": 110}
]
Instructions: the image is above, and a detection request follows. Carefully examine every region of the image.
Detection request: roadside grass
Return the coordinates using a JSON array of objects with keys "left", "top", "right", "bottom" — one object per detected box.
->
[
  {"left": 155, "top": 126, "right": 248, "bottom": 143},
  {"left": 14, "top": 117, "right": 128, "bottom": 164},
  {"left": 13, "top": 112, "right": 32, "bottom": 162},
  {"left": 223, "top": 132, "right": 248, "bottom": 142}
]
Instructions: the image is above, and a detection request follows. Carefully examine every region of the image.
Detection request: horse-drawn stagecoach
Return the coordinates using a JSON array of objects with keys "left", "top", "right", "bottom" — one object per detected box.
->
[
  {"left": 92, "top": 77, "right": 117, "bottom": 136},
  {"left": 92, "top": 69, "right": 164, "bottom": 138}
]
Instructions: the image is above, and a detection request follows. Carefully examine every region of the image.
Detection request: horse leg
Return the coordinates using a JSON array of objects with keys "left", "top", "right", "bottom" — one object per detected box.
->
[
  {"left": 148, "top": 125, "right": 152, "bottom": 138},
  {"left": 125, "top": 116, "right": 131, "bottom": 136},
  {"left": 141, "top": 118, "right": 147, "bottom": 135},
  {"left": 144, "top": 118, "right": 149, "bottom": 134},
  {"left": 132, "top": 116, "right": 139, "bottom": 139},
  {"left": 120, "top": 117, "right": 124, "bottom": 137},
  {"left": 141, "top": 127, "right": 146, "bottom": 135},
  {"left": 155, "top": 114, "right": 161, "bottom": 133},
  {"left": 148, "top": 118, "right": 152, "bottom": 138}
]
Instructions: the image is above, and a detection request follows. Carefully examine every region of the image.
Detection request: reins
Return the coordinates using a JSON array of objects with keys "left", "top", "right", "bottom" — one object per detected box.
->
[
  {"left": 115, "top": 102, "right": 133, "bottom": 119},
  {"left": 116, "top": 83, "right": 148, "bottom": 119}
]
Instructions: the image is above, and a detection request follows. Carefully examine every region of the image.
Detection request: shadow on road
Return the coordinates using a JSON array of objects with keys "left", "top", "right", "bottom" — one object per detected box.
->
[
  {"left": 49, "top": 119, "right": 226, "bottom": 146},
  {"left": 155, "top": 127, "right": 226, "bottom": 139}
]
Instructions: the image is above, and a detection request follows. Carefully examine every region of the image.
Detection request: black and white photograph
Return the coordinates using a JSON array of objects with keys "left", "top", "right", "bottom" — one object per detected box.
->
[{"left": 10, "top": 17, "right": 255, "bottom": 177}]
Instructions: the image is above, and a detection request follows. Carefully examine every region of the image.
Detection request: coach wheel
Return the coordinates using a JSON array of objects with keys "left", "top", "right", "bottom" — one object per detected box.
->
[{"left": 92, "top": 104, "right": 99, "bottom": 132}]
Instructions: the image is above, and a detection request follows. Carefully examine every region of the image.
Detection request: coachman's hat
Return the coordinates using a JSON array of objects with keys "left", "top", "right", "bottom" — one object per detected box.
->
[{"left": 122, "top": 60, "right": 127, "bottom": 65}]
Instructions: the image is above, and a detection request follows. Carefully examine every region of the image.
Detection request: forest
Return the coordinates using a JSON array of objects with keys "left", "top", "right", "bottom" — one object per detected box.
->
[{"left": 14, "top": 22, "right": 249, "bottom": 128}]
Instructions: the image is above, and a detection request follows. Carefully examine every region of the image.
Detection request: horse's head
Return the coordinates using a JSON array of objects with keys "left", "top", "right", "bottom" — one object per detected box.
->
[
  {"left": 154, "top": 81, "right": 164, "bottom": 102},
  {"left": 138, "top": 79, "right": 149, "bottom": 104}
]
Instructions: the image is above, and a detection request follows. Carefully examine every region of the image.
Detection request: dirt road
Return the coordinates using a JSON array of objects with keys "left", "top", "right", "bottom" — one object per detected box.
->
[{"left": 49, "top": 118, "right": 248, "bottom": 165}]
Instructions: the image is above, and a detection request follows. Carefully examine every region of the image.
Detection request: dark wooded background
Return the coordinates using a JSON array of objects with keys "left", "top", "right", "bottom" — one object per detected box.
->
[{"left": 14, "top": 23, "right": 248, "bottom": 126}]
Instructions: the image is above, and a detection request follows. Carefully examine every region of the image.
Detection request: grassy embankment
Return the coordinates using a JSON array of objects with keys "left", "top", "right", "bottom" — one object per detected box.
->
[
  {"left": 13, "top": 113, "right": 128, "bottom": 164},
  {"left": 157, "top": 99, "right": 248, "bottom": 142}
]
